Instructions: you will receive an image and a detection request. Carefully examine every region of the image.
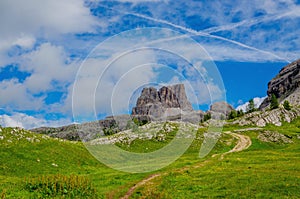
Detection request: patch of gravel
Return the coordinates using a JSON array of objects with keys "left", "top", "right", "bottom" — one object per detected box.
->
[{"left": 257, "top": 131, "right": 293, "bottom": 144}]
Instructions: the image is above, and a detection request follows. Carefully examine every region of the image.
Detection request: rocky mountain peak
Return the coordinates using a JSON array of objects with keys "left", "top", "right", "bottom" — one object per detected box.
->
[
  {"left": 132, "top": 84, "right": 193, "bottom": 119},
  {"left": 260, "top": 59, "right": 300, "bottom": 109},
  {"left": 168, "top": 84, "right": 193, "bottom": 111}
]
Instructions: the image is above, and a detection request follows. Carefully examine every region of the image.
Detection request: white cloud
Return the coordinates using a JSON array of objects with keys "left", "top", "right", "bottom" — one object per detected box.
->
[
  {"left": 13, "top": 34, "right": 36, "bottom": 49},
  {"left": 0, "top": 112, "right": 72, "bottom": 129},
  {"left": 236, "top": 96, "right": 267, "bottom": 112},
  {"left": 0, "top": 0, "right": 98, "bottom": 38},
  {"left": 0, "top": 79, "right": 44, "bottom": 110},
  {"left": 22, "top": 43, "right": 78, "bottom": 93},
  {"left": 72, "top": 48, "right": 157, "bottom": 119},
  {"left": 0, "top": 43, "right": 79, "bottom": 113},
  {"left": 0, "top": 0, "right": 99, "bottom": 66}
]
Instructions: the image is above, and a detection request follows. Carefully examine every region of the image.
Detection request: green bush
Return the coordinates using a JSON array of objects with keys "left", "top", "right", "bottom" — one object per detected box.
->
[
  {"left": 202, "top": 113, "right": 211, "bottom": 122},
  {"left": 24, "top": 174, "right": 97, "bottom": 198},
  {"left": 283, "top": 100, "right": 291, "bottom": 110},
  {"left": 228, "top": 110, "right": 237, "bottom": 119},
  {"left": 246, "top": 99, "right": 256, "bottom": 113},
  {"left": 270, "top": 94, "right": 279, "bottom": 109}
]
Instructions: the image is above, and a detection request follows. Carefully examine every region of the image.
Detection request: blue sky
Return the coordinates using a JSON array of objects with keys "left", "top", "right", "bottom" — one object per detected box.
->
[{"left": 0, "top": 0, "right": 299, "bottom": 128}]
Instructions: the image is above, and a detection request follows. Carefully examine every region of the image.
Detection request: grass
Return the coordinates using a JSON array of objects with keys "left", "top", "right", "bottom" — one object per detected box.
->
[
  {"left": 0, "top": 117, "right": 299, "bottom": 198},
  {"left": 128, "top": 118, "right": 300, "bottom": 198}
]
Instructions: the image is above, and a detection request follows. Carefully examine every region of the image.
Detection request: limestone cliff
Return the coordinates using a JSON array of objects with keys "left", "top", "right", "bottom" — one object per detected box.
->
[
  {"left": 260, "top": 59, "right": 300, "bottom": 109},
  {"left": 132, "top": 84, "right": 193, "bottom": 120}
]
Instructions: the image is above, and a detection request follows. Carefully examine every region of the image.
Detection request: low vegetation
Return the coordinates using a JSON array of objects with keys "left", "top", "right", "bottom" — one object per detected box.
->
[
  {"left": 270, "top": 94, "right": 279, "bottom": 110},
  {"left": 0, "top": 116, "right": 299, "bottom": 198},
  {"left": 24, "top": 174, "right": 96, "bottom": 198}
]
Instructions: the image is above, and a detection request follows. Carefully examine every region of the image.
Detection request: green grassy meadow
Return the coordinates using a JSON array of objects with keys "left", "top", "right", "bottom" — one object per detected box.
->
[{"left": 0, "top": 118, "right": 299, "bottom": 198}]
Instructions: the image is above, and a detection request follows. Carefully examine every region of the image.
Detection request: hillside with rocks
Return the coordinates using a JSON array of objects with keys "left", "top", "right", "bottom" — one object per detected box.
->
[
  {"left": 229, "top": 59, "right": 300, "bottom": 127},
  {"left": 260, "top": 59, "right": 300, "bottom": 109},
  {"left": 31, "top": 59, "right": 300, "bottom": 140}
]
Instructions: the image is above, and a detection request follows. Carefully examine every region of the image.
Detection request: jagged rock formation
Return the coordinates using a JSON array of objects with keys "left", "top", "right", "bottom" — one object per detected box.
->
[
  {"left": 209, "top": 101, "right": 234, "bottom": 119},
  {"left": 168, "top": 84, "right": 193, "bottom": 111},
  {"left": 260, "top": 59, "right": 300, "bottom": 109},
  {"left": 132, "top": 84, "right": 193, "bottom": 120}
]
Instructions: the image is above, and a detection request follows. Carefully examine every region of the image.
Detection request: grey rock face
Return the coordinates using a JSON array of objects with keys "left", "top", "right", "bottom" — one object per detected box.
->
[
  {"left": 209, "top": 101, "right": 234, "bottom": 119},
  {"left": 168, "top": 84, "right": 193, "bottom": 111},
  {"left": 260, "top": 59, "right": 300, "bottom": 109},
  {"left": 132, "top": 84, "right": 193, "bottom": 120},
  {"left": 232, "top": 107, "right": 300, "bottom": 127}
]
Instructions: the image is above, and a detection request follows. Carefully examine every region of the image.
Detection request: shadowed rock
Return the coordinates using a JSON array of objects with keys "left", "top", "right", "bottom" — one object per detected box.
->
[{"left": 260, "top": 59, "right": 300, "bottom": 109}]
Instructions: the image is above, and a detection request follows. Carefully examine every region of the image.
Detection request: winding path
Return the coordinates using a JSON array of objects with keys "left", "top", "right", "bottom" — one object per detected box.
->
[{"left": 121, "top": 131, "right": 252, "bottom": 199}]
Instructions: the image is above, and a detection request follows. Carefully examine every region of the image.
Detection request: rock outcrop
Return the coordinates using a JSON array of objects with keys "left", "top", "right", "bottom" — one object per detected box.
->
[
  {"left": 260, "top": 59, "right": 300, "bottom": 109},
  {"left": 208, "top": 101, "right": 234, "bottom": 119},
  {"left": 210, "top": 101, "right": 234, "bottom": 115},
  {"left": 31, "top": 115, "right": 132, "bottom": 141},
  {"left": 132, "top": 84, "right": 193, "bottom": 120},
  {"left": 257, "top": 131, "right": 293, "bottom": 144},
  {"left": 232, "top": 107, "right": 300, "bottom": 127}
]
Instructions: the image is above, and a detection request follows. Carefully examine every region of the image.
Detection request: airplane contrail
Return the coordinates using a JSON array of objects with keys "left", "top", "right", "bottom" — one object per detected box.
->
[
  {"left": 204, "top": 8, "right": 300, "bottom": 34},
  {"left": 98, "top": 5, "right": 292, "bottom": 63}
]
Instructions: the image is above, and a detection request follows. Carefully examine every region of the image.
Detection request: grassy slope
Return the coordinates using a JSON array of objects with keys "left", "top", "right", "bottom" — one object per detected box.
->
[
  {"left": 129, "top": 118, "right": 300, "bottom": 198},
  {"left": 0, "top": 117, "right": 299, "bottom": 198},
  {"left": 0, "top": 128, "right": 146, "bottom": 198}
]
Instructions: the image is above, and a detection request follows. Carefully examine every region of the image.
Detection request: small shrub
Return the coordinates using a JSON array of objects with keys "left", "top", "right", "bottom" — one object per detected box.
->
[
  {"left": 24, "top": 174, "right": 97, "bottom": 198},
  {"left": 228, "top": 110, "right": 237, "bottom": 119},
  {"left": 202, "top": 113, "right": 211, "bottom": 122},
  {"left": 283, "top": 100, "right": 291, "bottom": 110},
  {"left": 237, "top": 109, "right": 244, "bottom": 117},
  {"left": 133, "top": 118, "right": 148, "bottom": 126},
  {"left": 246, "top": 99, "right": 257, "bottom": 113},
  {"left": 270, "top": 94, "right": 279, "bottom": 110}
]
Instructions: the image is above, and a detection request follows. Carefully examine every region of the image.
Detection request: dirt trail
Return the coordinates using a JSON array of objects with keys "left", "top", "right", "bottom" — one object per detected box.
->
[
  {"left": 121, "top": 131, "right": 252, "bottom": 199},
  {"left": 120, "top": 174, "right": 160, "bottom": 199},
  {"left": 221, "top": 132, "right": 252, "bottom": 159}
]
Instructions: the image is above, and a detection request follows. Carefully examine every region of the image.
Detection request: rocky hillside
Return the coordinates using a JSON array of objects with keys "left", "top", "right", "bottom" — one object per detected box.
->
[
  {"left": 232, "top": 107, "right": 300, "bottom": 127},
  {"left": 30, "top": 59, "right": 300, "bottom": 140},
  {"left": 31, "top": 115, "right": 132, "bottom": 141},
  {"left": 260, "top": 59, "right": 300, "bottom": 109},
  {"left": 231, "top": 59, "right": 300, "bottom": 127}
]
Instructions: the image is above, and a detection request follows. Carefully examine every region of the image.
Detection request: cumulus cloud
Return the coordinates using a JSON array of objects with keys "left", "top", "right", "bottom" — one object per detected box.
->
[
  {"left": 236, "top": 96, "right": 267, "bottom": 112},
  {"left": 72, "top": 49, "right": 157, "bottom": 120},
  {"left": 0, "top": 112, "right": 72, "bottom": 129},
  {"left": 22, "top": 43, "right": 78, "bottom": 93},
  {"left": 0, "top": 0, "right": 99, "bottom": 66},
  {"left": 13, "top": 34, "right": 36, "bottom": 49},
  {"left": 0, "top": 79, "right": 44, "bottom": 110},
  {"left": 0, "top": 43, "right": 79, "bottom": 112},
  {"left": 0, "top": 0, "right": 98, "bottom": 37}
]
